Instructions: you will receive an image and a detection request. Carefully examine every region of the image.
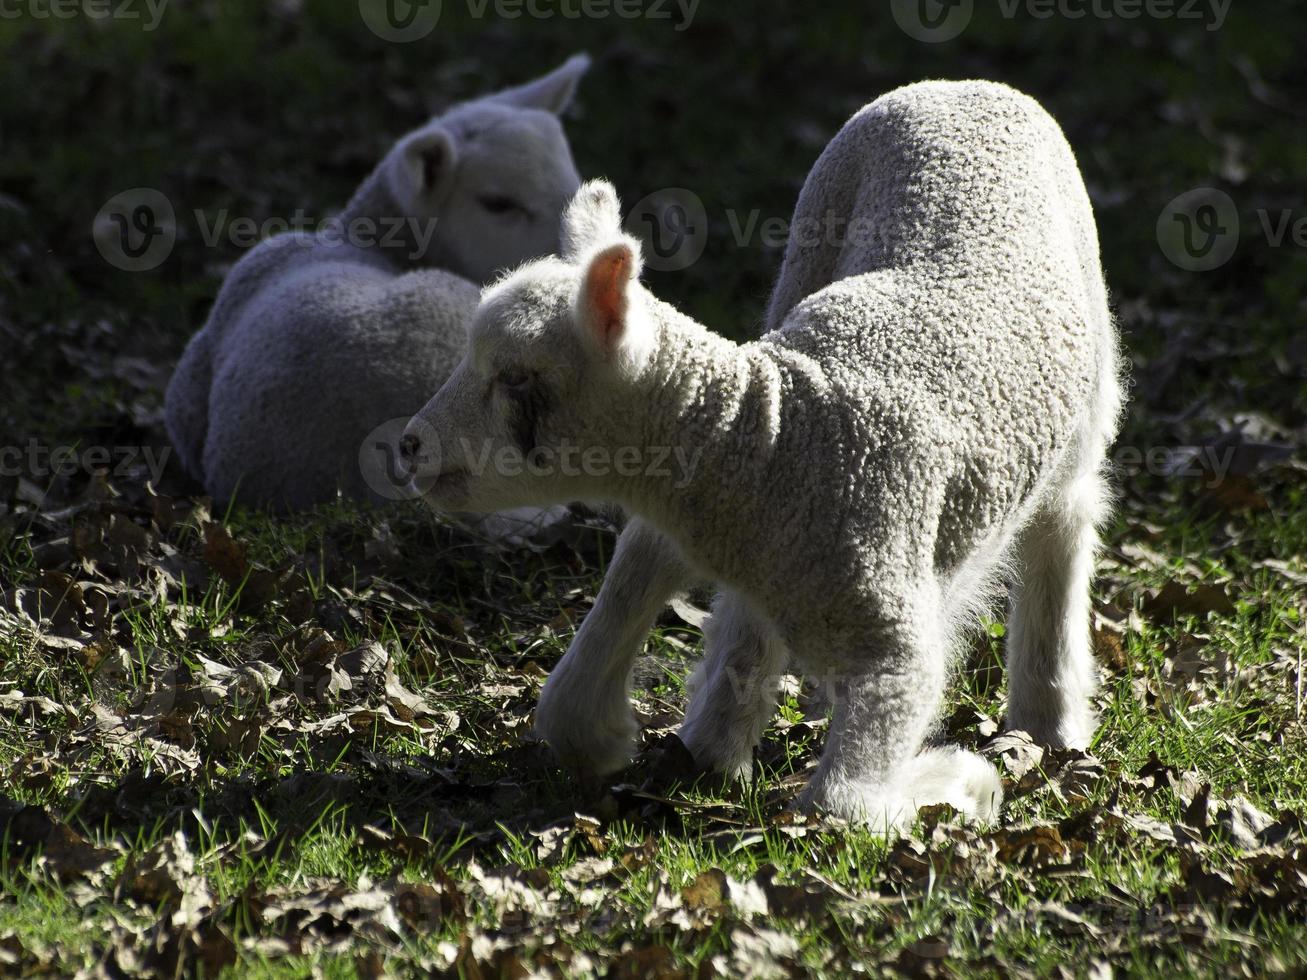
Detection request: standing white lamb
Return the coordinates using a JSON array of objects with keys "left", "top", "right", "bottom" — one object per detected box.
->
[
  {"left": 400, "top": 80, "right": 1125, "bottom": 827},
  {"left": 164, "top": 55, "right": 591, "bottom": 512}
]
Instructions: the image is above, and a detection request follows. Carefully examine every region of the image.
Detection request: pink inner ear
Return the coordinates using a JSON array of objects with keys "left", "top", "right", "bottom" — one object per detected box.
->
[{"left": 584, "top": 245, "right": 632, "bottom": 352}]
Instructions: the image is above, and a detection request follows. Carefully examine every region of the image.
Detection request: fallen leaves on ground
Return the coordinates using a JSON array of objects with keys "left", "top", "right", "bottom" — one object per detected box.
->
[{"left": 0, "top": 397, "right": 1303, "bottom": 976}]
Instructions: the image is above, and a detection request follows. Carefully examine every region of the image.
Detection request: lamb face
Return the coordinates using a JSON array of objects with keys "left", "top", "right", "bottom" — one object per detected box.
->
[
  {"left": 436, "top": 77, "right": 1122, "bottom": 829},
  {"left": 162, "top": 54, "right": 594, "bottom": 513},
  {"left": 382, "top": 55, "right": 589, "bottom": 283},
  {"left": 401, "top": 181, "right": 660, "bottom": 512}
]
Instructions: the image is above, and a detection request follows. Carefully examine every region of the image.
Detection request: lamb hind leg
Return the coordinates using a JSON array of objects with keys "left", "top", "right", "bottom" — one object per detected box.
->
[
  {"left": 679, "top": 591, "right": 790, "bottom": 780},
  {"left": 801, "top": 615, "right": 1001, "bottom": 831},
  {"left": 535, "top": 518, "right": 690, "bottom": 776},
  {"left": 1005, "top": 468, "right": 1108, "bottom": 749}
]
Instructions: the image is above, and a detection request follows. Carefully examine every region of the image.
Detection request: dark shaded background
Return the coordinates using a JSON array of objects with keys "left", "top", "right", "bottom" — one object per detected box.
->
[
  {"left": 0, "top": 8, "right": 1305, "bottom": 972},
  {"left": 1, "top": 0, "right": 1304, "bottom": 462}
]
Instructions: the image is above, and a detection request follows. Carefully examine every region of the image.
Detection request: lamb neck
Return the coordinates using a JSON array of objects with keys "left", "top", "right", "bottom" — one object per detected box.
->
[
  {"left": 333, "top": 168, "right": 439, "bottom": 269},
  {"left": 616, "top": 301, "right": 790, "bottom": 575}
]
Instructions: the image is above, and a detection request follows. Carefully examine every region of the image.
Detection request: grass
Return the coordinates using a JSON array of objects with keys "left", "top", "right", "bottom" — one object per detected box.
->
[
  {"left": 2, "top": 0, "right": 1306, "bottom": 976},
  {"left": 0, "top": 490, "right": 1303, "bottom": 975}
]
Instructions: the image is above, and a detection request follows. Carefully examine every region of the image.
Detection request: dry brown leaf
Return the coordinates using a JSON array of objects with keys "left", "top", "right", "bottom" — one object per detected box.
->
[{"left": 1144, "top": 580, "right": 1237, "bottom": 620}]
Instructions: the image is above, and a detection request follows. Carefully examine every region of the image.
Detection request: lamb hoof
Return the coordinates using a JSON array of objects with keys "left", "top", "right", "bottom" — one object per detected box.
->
[
  {"left": 799, "top": 749, "right": 1003, "bottom": 831},
  {"left": 1006, "top": 711, "right": 1096, "bottom": 752},
  {"left": 900, "top": 747, "right": 1004, "bottom": 824},
  {"left": 534, "top": 701, "right": 639, "bottom": 779},
  {"left": 678, "top": 721, "right": 755, "bottom": 783},
  {"left": 797, "top": 780, "right": 913, "bottom": 833}
]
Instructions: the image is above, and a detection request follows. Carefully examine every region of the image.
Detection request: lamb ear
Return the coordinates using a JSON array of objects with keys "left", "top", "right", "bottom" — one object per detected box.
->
[
  {"left": 386, "top": 126, "right": 457, "bottom": 211},
  {"left": 561, "top": 180, "right": 623, "bottom": 262},
  {"left": 576, "top": 237, "right": 647, "bottom": 366},
  {"left": 487, "top": 54, "right": 591, "bottom": 114}
]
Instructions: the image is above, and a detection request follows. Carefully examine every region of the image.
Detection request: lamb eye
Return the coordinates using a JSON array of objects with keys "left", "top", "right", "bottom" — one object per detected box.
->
[
  {"left": 479, "top": 195, "right": 528, "bottom": 217},
  {"left": 498, "top": 367, "right": 531, "bottom": 389}
]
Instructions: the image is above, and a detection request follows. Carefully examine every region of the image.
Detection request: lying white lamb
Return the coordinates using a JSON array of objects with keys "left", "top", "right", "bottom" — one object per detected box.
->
[
  {"left": 401, "top": 80, "right": 1124, "bottom": 827},
  {"left": 164, "top": 55, "right": 591, "bottom": 512}
]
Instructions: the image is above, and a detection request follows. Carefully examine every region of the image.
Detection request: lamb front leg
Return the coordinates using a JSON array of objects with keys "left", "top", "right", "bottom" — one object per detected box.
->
[{"left": 535, "top": 518, "right": 690, "bottom": 776}]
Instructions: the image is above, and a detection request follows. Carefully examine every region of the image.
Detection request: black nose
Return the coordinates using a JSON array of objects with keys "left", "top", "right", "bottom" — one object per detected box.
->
[{"left": 399, "top": 433, "right": 420, "bottom": 462}]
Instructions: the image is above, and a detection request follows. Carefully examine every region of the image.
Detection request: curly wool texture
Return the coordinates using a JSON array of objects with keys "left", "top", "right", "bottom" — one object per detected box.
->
[
  {"left": 502, "top": 81, "right": 1124, "bottom": 823},
  {"left": 164, "top": 57, "right": 590, "bottom": 512},
  {"left": 629, "top": 79, "right": 1121, "bottom": 656},
  {"left": 165, "top": 227, "right": 479, "bottom": 511}
]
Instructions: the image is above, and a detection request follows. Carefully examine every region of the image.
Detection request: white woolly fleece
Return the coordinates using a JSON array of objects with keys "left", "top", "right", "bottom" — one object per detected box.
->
[
  {"left": 163, "top": 56, "right": 590, "bottom": 511},
  {"left": 508, "top": 80, "right": 1125, "bottom": 827}
]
